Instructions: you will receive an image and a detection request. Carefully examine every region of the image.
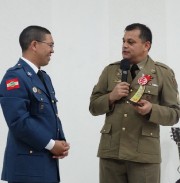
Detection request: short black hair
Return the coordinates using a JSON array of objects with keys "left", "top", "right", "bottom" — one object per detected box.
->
[
  {"left": 19, "top": 25, "right": 51, "bottom": 52},
  {"left": 125, "top": 23, "right": 152, "bottom": 44}
]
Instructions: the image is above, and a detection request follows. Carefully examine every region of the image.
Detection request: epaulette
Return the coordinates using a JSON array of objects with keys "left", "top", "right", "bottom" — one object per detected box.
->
[
  {"left": 109, "top": 61, "right": 121, "bottom": 65},
  {"left": 155, "top": 61, "right": 170, "bottom": 70},
  {"left": 7, "top": 63, "right": 22, "bottom": 71}
]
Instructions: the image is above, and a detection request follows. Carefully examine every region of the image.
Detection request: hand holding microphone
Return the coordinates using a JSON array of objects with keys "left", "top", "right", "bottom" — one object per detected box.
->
[
  {"left": 109, "top": 59, "right": 130, "bottom": 104},
  {"left": 120, "top": 59, "right": 130, "bottom": 82}
]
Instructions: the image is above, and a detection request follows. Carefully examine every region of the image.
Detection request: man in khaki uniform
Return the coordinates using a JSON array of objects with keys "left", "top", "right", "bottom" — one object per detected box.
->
[{"left": 89, "top": 23, "right": 180, "bottom": 183}]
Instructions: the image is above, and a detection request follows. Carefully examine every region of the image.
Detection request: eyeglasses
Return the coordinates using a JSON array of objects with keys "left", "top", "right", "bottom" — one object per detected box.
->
[{"left": 36, "top": 40, "right": 54, "bottom": 48}]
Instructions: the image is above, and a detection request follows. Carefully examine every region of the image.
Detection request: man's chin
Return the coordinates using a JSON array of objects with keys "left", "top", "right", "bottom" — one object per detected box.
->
[
  {"left": 42, "top": 61, "right": 49, "bottom": 67},
  {"left": 122, "top": 55, "right": 131, "bottom": 60}
]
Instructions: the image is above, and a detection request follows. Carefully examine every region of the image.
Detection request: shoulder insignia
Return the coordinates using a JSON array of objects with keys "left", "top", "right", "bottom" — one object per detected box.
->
[{"left": 6, "top": 78, "right": 20, "bottom": 90}]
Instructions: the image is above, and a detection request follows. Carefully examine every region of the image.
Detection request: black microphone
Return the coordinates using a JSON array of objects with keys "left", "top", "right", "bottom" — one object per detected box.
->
[{"left": 120, "top": 59, "right": 130, "bottom": 82}]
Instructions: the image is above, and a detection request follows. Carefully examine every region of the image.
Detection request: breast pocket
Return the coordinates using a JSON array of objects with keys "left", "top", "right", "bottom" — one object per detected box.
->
[
  {"left": 30, "top": 92, "right": 50, "bottom": 115},
  {"left": 142, "top": 85, "right": 159, "bottom": 102}
]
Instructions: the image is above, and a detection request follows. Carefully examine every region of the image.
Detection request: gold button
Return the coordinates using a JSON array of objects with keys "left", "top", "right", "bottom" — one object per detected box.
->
[
  {"left": 150, "top": 133, "right": 153, "bottom": 136},
  {"left": 52, "top": 100, "right": 54, "bottom": 103},
  {"left": 148, "top": 90, "right": 151, "bottom": 93},
  {"left": 103, "top": 129, "right": 106, "bottom": 132},
  {"left": 130, "top": 89, "right": 133, "bottom": 92},
  {"left": 30, "top": 150, "right": 33, "bottom": 154},
  {"left": 126, "top": 101, "right": 129, "bottom": 104},
  {"left": 124, "top": 114, "right": 127, "bottom": 117},
  {"left": 122, "top": 127, "right": 126, "bottom": 131}
]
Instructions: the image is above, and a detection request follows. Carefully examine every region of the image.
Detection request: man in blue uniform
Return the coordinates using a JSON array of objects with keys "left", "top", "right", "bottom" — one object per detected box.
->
[{"left": 0, "top": 25, "right": 70, "bottom": 183}]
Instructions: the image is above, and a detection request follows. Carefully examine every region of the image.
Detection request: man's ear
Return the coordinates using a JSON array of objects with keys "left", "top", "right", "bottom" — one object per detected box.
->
[
  {"left": 144, "top": 41, "right": 151, "bottom": 51},
  {"left": 30, "top": 40, "right": 38, "bottom": 51}
]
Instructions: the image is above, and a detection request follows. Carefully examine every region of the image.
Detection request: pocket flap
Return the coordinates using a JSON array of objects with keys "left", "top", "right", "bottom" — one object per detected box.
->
[
  {"left": 100, "top": 124, "right": 112, "bottom": 134},
  {"left": 33, "top": 93, "right": 49, "bottom": 103},
  {"left": 144, "top": 85, "right": 158, "bottom": 96},
  {"left": 142, "top": 124, "right": 159, "bottom": 138}
]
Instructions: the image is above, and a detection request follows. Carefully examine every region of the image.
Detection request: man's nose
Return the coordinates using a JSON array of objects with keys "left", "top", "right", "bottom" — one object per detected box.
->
[{"left": 123, "top": 42, "right": 128, "bottom": 48}]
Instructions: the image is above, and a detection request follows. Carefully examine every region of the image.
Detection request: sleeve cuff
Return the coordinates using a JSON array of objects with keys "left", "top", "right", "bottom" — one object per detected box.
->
[{"left": 45, "top": 139, "right": 55, "bottom": 150}]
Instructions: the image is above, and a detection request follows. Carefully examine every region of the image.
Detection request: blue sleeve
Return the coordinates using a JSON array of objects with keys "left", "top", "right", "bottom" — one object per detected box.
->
[{"left": 0, "top": 70, "right": 53, "bottom": 151}]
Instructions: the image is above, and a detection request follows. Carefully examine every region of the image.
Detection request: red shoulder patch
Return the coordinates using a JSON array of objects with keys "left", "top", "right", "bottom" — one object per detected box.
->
[{"left": 6, "top": 78, "right": 20, "bottom": 90}]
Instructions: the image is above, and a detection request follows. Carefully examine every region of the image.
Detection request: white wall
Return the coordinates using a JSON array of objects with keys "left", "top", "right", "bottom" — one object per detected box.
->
[{"left": 0, "top": 0, "right": 179, "bottom": 182}]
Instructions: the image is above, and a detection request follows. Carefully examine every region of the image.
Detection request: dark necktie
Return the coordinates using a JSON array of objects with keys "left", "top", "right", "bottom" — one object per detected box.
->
[
  {"left": 37, "top": 70, "right": 49, "bottom": 93},
  {"left": 37, "top": 70, "right": 45, "bottom": 84},
  {"left": 130, "top": 64, "right": 139, "bottom": 79},
  {"left": 37, "top": 70, "right": 50, "bottom": 95}
]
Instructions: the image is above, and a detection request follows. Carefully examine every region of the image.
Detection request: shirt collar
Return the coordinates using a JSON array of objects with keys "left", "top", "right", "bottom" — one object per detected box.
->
[{"left": 21, "top": 56, "right": 39, "bottom": 73}]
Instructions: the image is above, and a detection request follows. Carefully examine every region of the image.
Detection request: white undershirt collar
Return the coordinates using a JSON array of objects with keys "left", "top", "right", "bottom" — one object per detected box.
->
[{"left": 21, "top": 56, "right": 39, "bottom": 73}]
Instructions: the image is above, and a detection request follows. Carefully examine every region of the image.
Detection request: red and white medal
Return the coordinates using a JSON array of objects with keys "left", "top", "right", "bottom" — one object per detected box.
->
[{"left": 138, "top": 75, "right": 152, "bottom": 86}]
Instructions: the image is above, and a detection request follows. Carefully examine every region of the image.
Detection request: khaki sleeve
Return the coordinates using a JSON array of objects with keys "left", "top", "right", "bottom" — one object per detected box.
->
[
  {"left": 89, "top": 66, "right": 113, "bottom": 116},
  {"left": 149, "top": 67, "right": 180, "bottom": 125}
]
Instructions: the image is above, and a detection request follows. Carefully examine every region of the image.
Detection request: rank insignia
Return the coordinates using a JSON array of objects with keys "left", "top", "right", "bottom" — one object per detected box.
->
[
  {"left": 6, "top": 78, "right": 20, "bottom": 90},
  {"left": 37, "top": 89, "right": 42, "bottom": 94}
]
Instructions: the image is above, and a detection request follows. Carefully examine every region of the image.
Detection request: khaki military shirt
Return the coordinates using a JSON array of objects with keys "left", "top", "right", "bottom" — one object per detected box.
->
[{"left": 89, "top": 56, "right": 180, "bottom": 163}]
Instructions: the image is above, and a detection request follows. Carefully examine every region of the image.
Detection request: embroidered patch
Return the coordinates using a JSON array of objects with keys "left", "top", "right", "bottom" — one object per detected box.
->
[{"left": 6, "top": 78, "right": 20, "bottom": 90}]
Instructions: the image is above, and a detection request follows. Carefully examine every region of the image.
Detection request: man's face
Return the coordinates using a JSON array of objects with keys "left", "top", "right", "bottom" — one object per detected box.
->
[
  {"left": 122, "top": 29, "right": 150, "bottom": 63},
  {"left": 36, "top": 34, "right": 54, "bottom": 67}
]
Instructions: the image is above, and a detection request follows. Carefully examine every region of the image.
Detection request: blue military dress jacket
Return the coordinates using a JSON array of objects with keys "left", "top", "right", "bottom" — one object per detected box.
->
[{"left": 0, "top": 59, "right": 65, "bottom": 182}]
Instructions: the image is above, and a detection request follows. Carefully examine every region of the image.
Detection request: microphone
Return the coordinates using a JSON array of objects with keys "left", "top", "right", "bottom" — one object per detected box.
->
[{"left": 120, "top": 59, "right": 130, "bottom": 82}]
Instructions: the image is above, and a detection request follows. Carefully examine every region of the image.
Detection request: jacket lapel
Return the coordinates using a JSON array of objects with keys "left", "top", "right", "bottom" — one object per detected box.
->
[{"left": 18, "top": 59, "right": 50, "bottom": 96}]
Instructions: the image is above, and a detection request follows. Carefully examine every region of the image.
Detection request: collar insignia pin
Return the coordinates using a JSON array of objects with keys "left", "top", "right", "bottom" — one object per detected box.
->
[
  {"left": 151, "top": 69, "right": 156, "bottom": 74},
  {"left": 27, "top": 72, "right": 32, "bottom": 76}
]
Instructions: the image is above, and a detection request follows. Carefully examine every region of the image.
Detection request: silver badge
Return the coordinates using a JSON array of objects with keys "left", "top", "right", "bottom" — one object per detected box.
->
[{"left": 32, "top": 87, "right": 38, "bottom": 93}]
